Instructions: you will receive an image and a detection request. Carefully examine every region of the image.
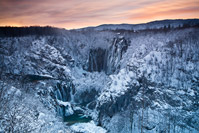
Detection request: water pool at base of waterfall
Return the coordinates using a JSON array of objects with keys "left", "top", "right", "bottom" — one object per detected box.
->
[{"left": 64, "top": 113, "right": 92, "bottom": 125}]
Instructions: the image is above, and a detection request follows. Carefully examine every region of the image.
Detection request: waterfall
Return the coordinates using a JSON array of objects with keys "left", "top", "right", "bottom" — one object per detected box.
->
[
  {"left": 54, "top": 81, "right": 75, "bottom": 117},
  {"left": 88, "top": 48, "right": 106, "bottom": 72},
  {"left": 88, "top": 36, "right": 129, "bottom": 75}
]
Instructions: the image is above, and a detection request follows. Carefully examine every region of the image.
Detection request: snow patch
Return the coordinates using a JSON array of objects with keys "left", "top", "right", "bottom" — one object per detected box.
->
[{"left": 71, "top": 121, "right": 107, "bottom": 133}]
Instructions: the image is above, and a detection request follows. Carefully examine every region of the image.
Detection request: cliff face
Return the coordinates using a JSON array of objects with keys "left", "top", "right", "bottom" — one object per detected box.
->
[
  {"left": 0, "top": 20, "right": 199, "bottom": 133},
  {"left": 88, "top": 35, "right": 129, "bottom": 75}
]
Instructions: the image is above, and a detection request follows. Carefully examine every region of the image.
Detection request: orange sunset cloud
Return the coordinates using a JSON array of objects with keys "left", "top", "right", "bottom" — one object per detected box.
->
[{"left": 0, "top": 0, "right": 199, "bottom": 29}]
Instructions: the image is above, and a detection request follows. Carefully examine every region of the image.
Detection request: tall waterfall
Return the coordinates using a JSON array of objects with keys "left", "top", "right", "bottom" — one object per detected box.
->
[{"left": 88, "top": 36, "right": 129, "bottom": 75}]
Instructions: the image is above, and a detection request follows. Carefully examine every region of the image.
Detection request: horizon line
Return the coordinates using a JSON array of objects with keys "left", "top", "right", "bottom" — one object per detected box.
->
[{"left": 0, "top": 18, "right": 199, "bottom": 30}]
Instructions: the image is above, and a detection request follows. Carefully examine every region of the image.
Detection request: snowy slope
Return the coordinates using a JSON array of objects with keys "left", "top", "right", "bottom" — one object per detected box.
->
[{"left": 0, "top": 19, "right": 199, "bottom": 133}]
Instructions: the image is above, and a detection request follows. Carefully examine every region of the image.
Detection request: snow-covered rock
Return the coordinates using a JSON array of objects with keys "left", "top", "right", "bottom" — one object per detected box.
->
[{"left": 71, "top": 121, "right": 107, "bottom": 133}]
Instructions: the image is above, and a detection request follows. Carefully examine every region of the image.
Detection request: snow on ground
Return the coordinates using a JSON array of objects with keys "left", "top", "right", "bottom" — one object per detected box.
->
[
  {"left": 71, "top": 121, "right": 107, "bottom": 133},
  {"left": 98, "top": 68, "right": 138, "bottom": 104}
]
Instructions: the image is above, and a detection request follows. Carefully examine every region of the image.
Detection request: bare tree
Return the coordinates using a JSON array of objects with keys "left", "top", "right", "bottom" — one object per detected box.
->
[{"left": 0, "top": 82, "right": 35, "bottom": 132}]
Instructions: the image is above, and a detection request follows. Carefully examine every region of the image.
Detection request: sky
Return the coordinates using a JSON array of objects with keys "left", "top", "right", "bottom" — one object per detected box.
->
[{"left": 0, "top": 0, "right": 199, "bottom": 29}]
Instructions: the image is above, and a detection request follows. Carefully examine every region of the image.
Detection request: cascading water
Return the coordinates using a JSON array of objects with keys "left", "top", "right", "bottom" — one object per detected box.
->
[
  {"left": 54, "top": 81, "right": 92, "bottom": 124},
  {"left": 55, "top": 82, "right": 75, "bottom": 117},
  {"left": 88, "top": 48, "right": 107, "bottom": 72},
  {"left": 88, "top": 35, "right": 129, "bottom": 75}
]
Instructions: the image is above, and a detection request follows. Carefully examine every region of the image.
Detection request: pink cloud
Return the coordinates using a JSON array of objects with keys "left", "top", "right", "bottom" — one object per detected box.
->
[{"left": 0, "top": 0, "right": 198, "bottom": 29}]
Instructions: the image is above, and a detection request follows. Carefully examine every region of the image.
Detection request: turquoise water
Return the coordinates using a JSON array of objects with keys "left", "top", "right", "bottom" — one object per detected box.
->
[{"left": 64, "top": 113, "right": 92, "bottom": 125}]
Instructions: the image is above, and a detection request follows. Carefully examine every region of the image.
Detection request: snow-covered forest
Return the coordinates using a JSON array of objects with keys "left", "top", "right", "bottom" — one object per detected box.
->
[{"left": 0, "top": 19, "right": 199, "bottom": 133}]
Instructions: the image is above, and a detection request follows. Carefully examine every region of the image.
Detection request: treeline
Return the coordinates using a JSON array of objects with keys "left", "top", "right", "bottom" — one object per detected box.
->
[
  {"left": 0, "top": 26, "right": 66, "bottom": 37},
  {"left": 106, "top": 23, "right": 199, "bottom": 34}
]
